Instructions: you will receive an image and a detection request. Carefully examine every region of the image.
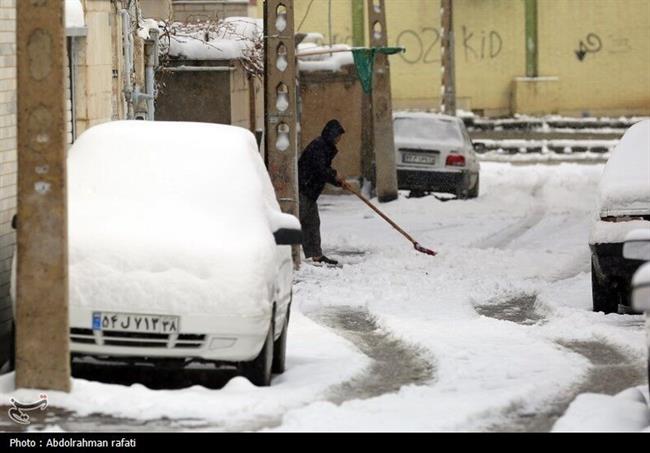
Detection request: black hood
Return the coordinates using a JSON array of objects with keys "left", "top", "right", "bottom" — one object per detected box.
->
[{"left": 321, "top": 120, "right": 345, "bottom": 145}]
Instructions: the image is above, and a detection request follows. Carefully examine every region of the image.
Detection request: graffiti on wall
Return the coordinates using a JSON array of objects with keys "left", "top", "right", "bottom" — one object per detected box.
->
[
  {"left": 575, "top": 33, "right": 602, "bottom": 61},
  {"left": 391, "top": 26, "right": 504, "bottom": 65},
  {"left": 461, "top": 26, "right": 503, "bottom": 62},
  {"left": 395, "top": 27, "right": 441, "bottom": 64}
]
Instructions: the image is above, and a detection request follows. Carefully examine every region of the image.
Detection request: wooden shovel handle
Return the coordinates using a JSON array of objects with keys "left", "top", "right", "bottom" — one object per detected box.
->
[{"left": 340, "top": 181, "right": 417, "bottom": 245}]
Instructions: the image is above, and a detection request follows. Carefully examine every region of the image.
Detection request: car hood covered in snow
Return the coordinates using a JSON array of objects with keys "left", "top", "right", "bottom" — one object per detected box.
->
[
  {"left": 68, "top": 121, "right": 280, "bottom": 316},
  {"left": 598, "top": 120, "right": 650, "bottom": 217}
]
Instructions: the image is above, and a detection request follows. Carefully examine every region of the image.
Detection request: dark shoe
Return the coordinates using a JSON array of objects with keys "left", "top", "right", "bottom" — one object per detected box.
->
[{"left": 314, "top": 256, "right": 339, "bottom": 266}]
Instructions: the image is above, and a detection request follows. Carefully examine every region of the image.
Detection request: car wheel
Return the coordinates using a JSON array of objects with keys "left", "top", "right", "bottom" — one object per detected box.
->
[
  {"left": 591, "top": 259, "right": 619, "bottom": 314},
  {"left": 240, "top": 320, "right": 274, "bottom": 387},
  {"left": 272, "top": 305, "right": 290, "bottom": 374},
  {"left": 467, "top": 174, "right": 480, "bottom": 199}
]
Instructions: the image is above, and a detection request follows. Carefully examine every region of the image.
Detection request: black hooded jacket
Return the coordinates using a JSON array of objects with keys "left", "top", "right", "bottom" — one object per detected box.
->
[{"left": 298, "top": 120, "right": 345, "bottom": 201}]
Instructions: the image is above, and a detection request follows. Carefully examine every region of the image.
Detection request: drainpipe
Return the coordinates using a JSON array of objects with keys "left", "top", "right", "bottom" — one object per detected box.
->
[
  {"left": 121, "top": 9, "right": 134, "bottom": 119},
  {"left": 144, "top": 28, "right": 159, "bottom": 121},
  {"left": 525, "top": 0, "right": 539, "bottom": 77}
]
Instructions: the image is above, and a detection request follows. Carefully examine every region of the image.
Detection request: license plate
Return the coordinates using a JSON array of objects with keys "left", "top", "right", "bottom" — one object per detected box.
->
[
  {"left": 92, "top": 312, "right": 180, "bottom": 334},
  {"left": 402, "top": 153, "right": 436, "bottom": 165}
]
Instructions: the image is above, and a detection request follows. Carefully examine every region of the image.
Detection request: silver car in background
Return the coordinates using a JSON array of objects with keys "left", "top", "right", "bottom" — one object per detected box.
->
[{"left": 393, "top": 112, "right": 480, "bottom": 198}]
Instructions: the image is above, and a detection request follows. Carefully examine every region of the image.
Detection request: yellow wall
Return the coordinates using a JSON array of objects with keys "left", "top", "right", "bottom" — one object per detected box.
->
[
  {"left": 538, "top": 0, "right": 650, "bottom": 116},
  {"left": 258, "top": 0, "right": 650, "bottom": 116}
]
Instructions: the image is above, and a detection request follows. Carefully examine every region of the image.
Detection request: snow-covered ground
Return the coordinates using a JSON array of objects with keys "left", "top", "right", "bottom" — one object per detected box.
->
[{"left": 1, "top": 162, "right": 647, "bottom": 432}]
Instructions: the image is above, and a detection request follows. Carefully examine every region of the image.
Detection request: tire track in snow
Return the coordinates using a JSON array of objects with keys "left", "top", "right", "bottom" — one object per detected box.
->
[
  {"left": 487, "top": 340, "right": 647, "bottom": 432},
  {"left": 231, "top": 306, "right": 436, "bottom": 431},
  {"left": 472, "top": 181, "right": 546, "bottom": 250},
  {"left": 313, "top": 306, "right": 435, "bottom": 404},
  {"left": 474, "top": 295, "right": 646, "bottom": 432}
]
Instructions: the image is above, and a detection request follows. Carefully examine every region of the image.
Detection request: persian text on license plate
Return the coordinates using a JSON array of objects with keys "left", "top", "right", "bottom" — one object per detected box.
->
[
  {"left": 403, "top": 153, "right": 436, "bottom": 165},
  {"left": 92, "top": 312, "right": 180, "bottom": 334}
]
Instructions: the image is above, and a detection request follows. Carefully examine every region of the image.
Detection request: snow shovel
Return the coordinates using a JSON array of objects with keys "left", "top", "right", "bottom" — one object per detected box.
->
[{"left": 340, "top": 181, "right": 437, "bottom": 256}]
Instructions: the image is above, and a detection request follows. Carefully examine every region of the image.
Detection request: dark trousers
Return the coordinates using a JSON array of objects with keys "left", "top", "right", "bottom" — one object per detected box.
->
[{"left": 299, "top": 193, "right": 322, "bottom": 258}]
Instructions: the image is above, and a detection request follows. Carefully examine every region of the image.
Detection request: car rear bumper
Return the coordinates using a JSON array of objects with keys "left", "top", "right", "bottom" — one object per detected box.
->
[
  {"left": 397, "top": 169, "right": 467, "bottom": 193},
  {"left": 69, "top": 308, "right": 270, "bottom": 363}
]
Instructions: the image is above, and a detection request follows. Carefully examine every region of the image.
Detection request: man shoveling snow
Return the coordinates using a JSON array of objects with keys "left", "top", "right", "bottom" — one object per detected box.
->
[{"left": 298, "top": 119, "right": 346, "bottom": 266}]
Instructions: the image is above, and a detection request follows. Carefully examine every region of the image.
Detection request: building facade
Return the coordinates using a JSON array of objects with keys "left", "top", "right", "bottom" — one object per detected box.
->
[{"left": 262, "top": 0, "right": 650, "bottom": 117}]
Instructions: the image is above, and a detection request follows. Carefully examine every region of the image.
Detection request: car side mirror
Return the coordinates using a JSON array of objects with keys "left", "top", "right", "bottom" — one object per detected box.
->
[
  {"left": 274, "top": 228, "right": 303, "bottom": 245},
  {"left": 269, "top": 210, "right": 302, "bottom": 246},
  {"left": 623, "top": 230, "right": 650, "bottom": 261}
]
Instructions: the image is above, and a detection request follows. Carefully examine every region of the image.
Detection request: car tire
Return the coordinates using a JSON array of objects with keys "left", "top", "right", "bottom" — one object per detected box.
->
[
  {"left": 467, "top": 174, "right": 480, "bottom": 199},
  {"left": 272, "top": 304, "right": 290, "bottom": 375},
  {"left": 591, "top": 259, "right": 619, "bottom": 314},
  {"left": 241, "top": 319, "right": 274, "bottom": 387}
]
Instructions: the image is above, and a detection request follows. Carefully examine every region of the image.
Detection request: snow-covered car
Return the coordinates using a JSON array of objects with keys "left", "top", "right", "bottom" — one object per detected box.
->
[
  {"left": 623, "top": 230, "right": 650, "bottom": 393},
  {"left": 393, "top": 112, "right": 480, "bottom": 198},
  {"left": 590, "top": 120, "right": 650, "bottom": 314},
  {"left": 11, "top": 121, "right": 301, "bottom": 386}
]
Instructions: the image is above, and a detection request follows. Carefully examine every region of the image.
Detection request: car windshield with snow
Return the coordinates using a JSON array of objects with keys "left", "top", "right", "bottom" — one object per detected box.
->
[
  {"left": 393, "top": 112, "right": 480, "bottom": 199},
  {"left": 13, "top": 121, "right": 301, "bottom": 387},
  {"left": 590, "top": 119, "right": 650, "bottom": 314}
]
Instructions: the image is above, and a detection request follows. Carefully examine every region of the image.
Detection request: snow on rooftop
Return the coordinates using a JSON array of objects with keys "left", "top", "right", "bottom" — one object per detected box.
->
[
  {"left": 65, "top": 0, "right": 85, "bottom": 28},
  {"left": 598, "top": 119, "right": 650, "bottom": 217},
  {"left": 167, "top": 17, "right": 262, "bottom": 61}
]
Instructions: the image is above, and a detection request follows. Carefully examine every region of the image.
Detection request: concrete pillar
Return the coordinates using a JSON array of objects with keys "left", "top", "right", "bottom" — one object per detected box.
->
[
  {"left": 16, "top": 0, "right": 71, "bottom": 392},
  {"left": 264, "top": 0, "right": 300, "bottom": 266},
  {"left": 367, "top": 0, "right": 398, "bottom": 202}
]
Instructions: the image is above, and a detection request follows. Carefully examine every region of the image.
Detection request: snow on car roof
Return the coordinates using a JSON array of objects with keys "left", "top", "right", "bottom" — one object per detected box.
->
[
  {"left": 393, "top": 111, "right": 461, "bottom": 122},
  {"left": 598, "top": 120, "right": 650, "bottom": 217},
  {"left": 68, "top": 121, "right": 281, "bottom": 316}
]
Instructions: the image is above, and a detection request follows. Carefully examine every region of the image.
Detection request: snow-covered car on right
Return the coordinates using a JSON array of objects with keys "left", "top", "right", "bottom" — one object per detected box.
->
[
  {"left": 590, "top": 120, "right": 650, "bottom": 314},
  {"left": 393, "top": 112, "right": 480, "bottom": 199}
]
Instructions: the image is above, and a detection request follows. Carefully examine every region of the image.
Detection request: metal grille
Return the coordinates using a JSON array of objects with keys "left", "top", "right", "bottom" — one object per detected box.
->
[{"left": 70, "top": 328, "right": 206, "bottom": 349}]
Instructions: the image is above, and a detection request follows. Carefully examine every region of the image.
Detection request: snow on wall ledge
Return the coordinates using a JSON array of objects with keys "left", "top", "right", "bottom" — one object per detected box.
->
[
  {"left": 167, "top": 17, "right": 262, "bottom": 61},
  {"left": 65, "top": 0, "right": 85, "bottom": 28},
  {"left": 298, "top": 44, "right": 354, "bottom": 73}
]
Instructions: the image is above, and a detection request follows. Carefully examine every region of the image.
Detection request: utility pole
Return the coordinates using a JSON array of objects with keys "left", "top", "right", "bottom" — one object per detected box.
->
[
  {"left": 367, "top": 0, "right": 398, "bottom": 203},
  {"left": 264, "top": 0, "right": 300, "bottom": 266},
  {"left": 16, "top": 0, "right": 70, "bottom": 391},
  {"left": 441, "top": 0, "right": 456, "bottom": 115}
]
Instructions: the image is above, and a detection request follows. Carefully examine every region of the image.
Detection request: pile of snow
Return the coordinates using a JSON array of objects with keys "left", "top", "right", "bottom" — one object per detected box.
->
[
  {"left": 68, "top": 121, "right": 280, "bottom": 316},
  {"left": 167, "top": 17, "right": 262, "bottom": 61},
  {"left": 598, "top": 120, "right": 650, "bottom": 217},
  {"left": 297, "top": 44, "right": 354, "bottom": 73},
  {"left": 65, "top": 0, "right": 84, "bottom": 28},
  {"left": 553, "top": 387, "right": 650, "bottom": 432}
]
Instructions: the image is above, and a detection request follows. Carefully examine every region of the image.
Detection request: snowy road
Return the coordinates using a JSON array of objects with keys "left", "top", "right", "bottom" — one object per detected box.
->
[{"left": 0, "top": 162, "right": 647, "bottom": 432}]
